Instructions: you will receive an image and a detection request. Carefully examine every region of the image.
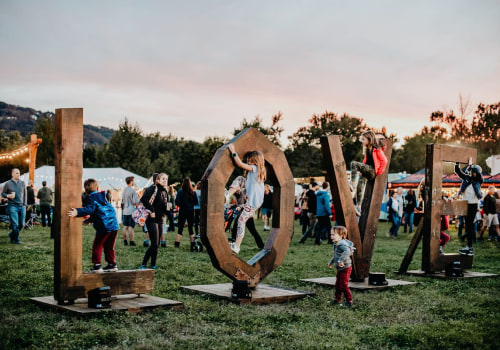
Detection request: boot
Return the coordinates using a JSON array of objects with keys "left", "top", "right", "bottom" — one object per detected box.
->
[{"left": 174, "top": 241, "right": 180, "bottom": 248}]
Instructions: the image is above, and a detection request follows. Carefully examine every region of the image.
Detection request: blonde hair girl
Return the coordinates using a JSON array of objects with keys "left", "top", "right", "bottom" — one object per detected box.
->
[{"left": 227, "top": 144, "right": 266, "bottom": 254}]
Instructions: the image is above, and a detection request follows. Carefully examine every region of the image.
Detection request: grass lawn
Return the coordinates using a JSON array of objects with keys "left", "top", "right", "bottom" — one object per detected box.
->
[{"left": 1, "top": 219, "right": 499, "bottom": 349}]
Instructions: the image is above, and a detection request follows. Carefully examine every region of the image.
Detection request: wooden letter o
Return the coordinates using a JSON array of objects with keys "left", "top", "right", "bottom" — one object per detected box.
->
[{"left": 200, "top": 128, "right": 295, "bottom": 287}]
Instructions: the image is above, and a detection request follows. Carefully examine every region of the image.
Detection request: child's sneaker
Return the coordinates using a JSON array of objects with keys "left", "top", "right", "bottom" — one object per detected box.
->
[
  {"left": 143, "top": 239, "right": 150, "bottom": 247},
  {"left": 103, "top": 264, "right": 118, "bottom": 272},
  {"left": 329, "top": 300, "right": 340, "bottom": 305},
  {"left": 130, "top": 241, "right": 136, "bottom": 246},
  {"left": 230, "top": 242, "right": 240, "bottom": 254},
  {"left": 161, "top": 241, "right": 166, "bottom": 248},
  {"left": 90, "top": 264, "right": 103, "bottom": 273},
  {"left": 139, "top": 265, "right": 148, "bottom": 270},
  {"left": 124, "top": 240, "right": 128, "bottom": 246},
  {"left": 342, "top": 302, "right": 353, "bottom": 307}
]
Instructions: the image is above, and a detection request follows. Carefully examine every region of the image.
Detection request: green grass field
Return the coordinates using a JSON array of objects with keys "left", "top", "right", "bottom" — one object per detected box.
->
[{"left": 1, "top": 220, "right": 499, "bottom": 350}]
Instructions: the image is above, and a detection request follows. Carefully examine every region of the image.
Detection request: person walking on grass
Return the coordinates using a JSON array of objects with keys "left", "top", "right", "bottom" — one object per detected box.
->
[
  {"left": 299, "top": 182, "right": 319, "bottom": 243},
  {"left": 227, "top": 144, "right": 266, "bottom": 254},
  {"left": 37, "top": 180, "right": 53, "bottom": 227},
  {"left": 140, "top": 173, "right": 169, "bottom": 269},
  {"left": 403, "top": 189, "right": 416, "bottom": 233},
  {"left": 193, "top": 181, "right": 202, "bottom": 236},
  {"left": 315, "top": 182, "right": 332, "bottom": 245},
  {"left": 478, "top": 186, "right": 500, "bottom": 241},
  {"left": 174, "top": 177, "right": 198, "bottom": 251},
  {"left": 68, "top": 178, "right": 120, "bottom": 272},
  {"left": 166, "top": 185, "right": 176, "bottom": 232},
  {"left": 2, "top": 168, "right": 26, "bottom": 244},
  {"left": 328, "top": 226, "right": 355, "bottom": 307},
  {"left": 122, "top": 176, "right": 139, "bottom": 246},
  {"left": 261, "top": 185, "right": 273, "bottom": 231}
]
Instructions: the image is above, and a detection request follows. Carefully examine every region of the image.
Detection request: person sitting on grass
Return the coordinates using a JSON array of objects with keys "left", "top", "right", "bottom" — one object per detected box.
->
[
  {"left": 68, "top": 178, "right": 120, "bottom": 273},
  {"left": 328, "top": 226, "right": 355, "bottom": 307}
]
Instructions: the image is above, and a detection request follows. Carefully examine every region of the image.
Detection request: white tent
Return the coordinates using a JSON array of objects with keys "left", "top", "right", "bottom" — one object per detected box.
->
[{"left": 18, "top": 165, "right": 149, "bottom": 190}]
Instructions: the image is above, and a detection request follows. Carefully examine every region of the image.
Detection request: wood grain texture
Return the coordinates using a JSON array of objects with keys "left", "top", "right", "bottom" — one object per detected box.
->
[
  {"left": 200, "top": 128, "right": 294, "bottom": 287},
  {"left": 320, "top": 135, "right": 392, "bottom": 281}
]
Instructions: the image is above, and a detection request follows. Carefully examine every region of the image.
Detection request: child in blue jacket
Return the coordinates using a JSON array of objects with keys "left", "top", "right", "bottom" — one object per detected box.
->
[
  {"left": 328, "top": 226, "right": 355, "bottom": 306},
  {"left": 68, "top": 179, "right": 120, "bottom": 272}
]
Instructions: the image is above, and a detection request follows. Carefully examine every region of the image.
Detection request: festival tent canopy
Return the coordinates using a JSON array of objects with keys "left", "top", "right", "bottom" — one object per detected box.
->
[
  {"left": 389, "top": 169, "right": 425, "bottom": 188},
  {"left": 16, "top": 166, "right": 150, "bottom": 190}
]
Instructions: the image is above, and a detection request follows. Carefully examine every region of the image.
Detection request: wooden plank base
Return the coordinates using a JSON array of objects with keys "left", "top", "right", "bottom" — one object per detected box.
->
[
  {"left": 404, "top": 270, "right": 499, "bottom": 279},
  {"left": 30, "top": 294, "right": 183, "bottom": 314},
  {"left": 300, "top": 277, "right": 417, "bottom": 290},
  {"left": 182, "top": 283, "right": 314, "bottom": 304}
]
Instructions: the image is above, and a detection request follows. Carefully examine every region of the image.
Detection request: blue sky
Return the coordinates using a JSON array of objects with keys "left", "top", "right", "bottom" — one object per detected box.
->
[{"left": 1, "top": 0, "right": 499, "bottom": 146}]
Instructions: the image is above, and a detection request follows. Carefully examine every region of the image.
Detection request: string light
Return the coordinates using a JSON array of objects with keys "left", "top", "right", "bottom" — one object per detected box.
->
[{"left": 0, "top": 143, "right": 31, "bottom": 163}]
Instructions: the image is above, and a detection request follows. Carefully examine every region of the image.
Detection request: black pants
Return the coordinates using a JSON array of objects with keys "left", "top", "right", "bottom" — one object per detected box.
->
[
  {"left": 142, "top": 218, "right": 163, "bottom": 267},
  {"left": 231, "top": 217, "right": 264, "bottom": 249},
  {"left": 300, "top": 211, "right": 309, "bottom": 234},
  {"left": 315, "top": 215, "right": 332, "bottom": 244},
  {"left": 166, "top": 210, "right": 175, "bottom": 231},
  {"left": 194, "top": 208, "right": 201, "bottom": 235},
  {"left": 466, "top": 203, "right": 478, "bottom": 247},
  {"left": 40, "top": 204, "right": 51, "bottom": 227},
  {"left": 178, "top": 210, "right": 194, "bottom": 236}
]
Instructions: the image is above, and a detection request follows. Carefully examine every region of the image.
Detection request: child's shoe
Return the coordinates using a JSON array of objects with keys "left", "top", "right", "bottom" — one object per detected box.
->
[
  {"left": 143, "top": 239, "right": 150, "bottom": 247},
  {"left": 230, "top": 242, "right": 240, "bottom": 254},
  {"left": 330, "top": 300, "right": 340, "bottom": 305},
  {"left": 342, "top": 301, "right": 353, "bottom": 307},
  {"left": 90, "top": 264, "right": 103, "bottom": 273},
  {"left": 439, "top": 246, "right": 443, "bottom": 255},
  {"left": 103, "top": 263, "right": 118, "bottom": 272},
  {"left": 124, "top": 239, "right": 128, "bottom": 246},
  {"left": 174, "top": 241, "right": 180, "bottom": 248},
  {"left": 139, "top": 265, "right": 148, "bottom": 270},
  {"left": 130, "top": 241, "right": 136, "bottom": 246},
  {"left": 150, "top": 265, "right": 158, "bottom": 269}
]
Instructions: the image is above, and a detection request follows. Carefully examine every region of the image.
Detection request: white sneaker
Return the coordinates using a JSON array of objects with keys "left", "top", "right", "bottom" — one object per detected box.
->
[{"left": 230, "top": 242, "right": 240, "bottom": 254}]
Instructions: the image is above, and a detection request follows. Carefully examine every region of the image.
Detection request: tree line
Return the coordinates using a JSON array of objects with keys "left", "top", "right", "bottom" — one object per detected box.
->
[{"left": 0, "top": 99, "right": 498, "bottom": 183}]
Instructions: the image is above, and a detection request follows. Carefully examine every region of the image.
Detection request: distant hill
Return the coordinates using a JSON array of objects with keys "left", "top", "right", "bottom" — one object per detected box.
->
[{"left": 0, "top": 101, "right": 115, "bottom": 145}]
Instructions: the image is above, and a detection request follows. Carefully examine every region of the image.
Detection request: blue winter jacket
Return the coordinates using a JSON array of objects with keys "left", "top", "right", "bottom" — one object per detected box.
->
[
  {"left": 329, "top": 239, "right": 355, "bottom": 271},
  {"left": 316, "top": 190, "right": 331, "bottom": 217},
  {"left": 455, "top": 163, "right": 483, "bottom": 200},
  {"left": 76, "top": 191, "right": 119, "bottom": 234}
]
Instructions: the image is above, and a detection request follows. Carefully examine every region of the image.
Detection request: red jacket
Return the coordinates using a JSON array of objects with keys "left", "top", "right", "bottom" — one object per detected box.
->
[{"left": 363, "top": 147, "right": 388, "bottom": 176}]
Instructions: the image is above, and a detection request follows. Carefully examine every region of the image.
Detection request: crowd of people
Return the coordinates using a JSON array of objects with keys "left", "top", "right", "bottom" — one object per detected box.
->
[{"left": 2, "top": 129, "right": 499, "bottom": 307}]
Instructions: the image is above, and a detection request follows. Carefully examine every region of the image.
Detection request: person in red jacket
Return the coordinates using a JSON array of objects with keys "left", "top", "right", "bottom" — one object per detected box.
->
[{"left": 350, "top": 130, "right": 388, "bottom": 216}]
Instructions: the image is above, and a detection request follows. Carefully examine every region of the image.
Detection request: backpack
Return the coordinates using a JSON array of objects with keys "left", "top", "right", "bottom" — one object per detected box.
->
[
  {"left": 94, "top": 200, "right": 118, "bottom": 231},
  {"left": 132, "top": 186, "right": 157, "bottom": 226}
]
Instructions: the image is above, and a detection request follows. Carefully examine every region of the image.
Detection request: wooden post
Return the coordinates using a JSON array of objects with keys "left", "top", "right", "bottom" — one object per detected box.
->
[
  {"left": 54, "top": 109, "right": 84, "bottom": 302},
  {"left": 320, "top": 135, "right": 392, "bottom": 281},
  {"left": 28, "top": 134, "right": 42, "bottom": 184},
  {"left": 400, "top": 143, "right": 476, "bottom": 274},
  {"left": 54, "top": 108, "right": 154, "bottom": 304}
]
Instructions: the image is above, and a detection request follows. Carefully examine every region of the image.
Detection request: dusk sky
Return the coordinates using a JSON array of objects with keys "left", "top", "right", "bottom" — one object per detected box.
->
[{"left": 1, "top": 1, "right": 499, "bottom": 147}]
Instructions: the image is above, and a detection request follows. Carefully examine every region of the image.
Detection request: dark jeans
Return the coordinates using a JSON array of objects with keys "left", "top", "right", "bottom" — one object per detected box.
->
[
  {"left": 166, "top": 210, "right": 175, "bottom": 231},
  {"left": 403, "top": 212, "right": 414, "bottom": 233},
  {"left": 142, "top": 219, "right": 163, "bottom": 267},
  {"left": 389, "top": 213, "right": 401, "bottom": 236},
  {"left": 300, "top": 211, "right": 309, "bottom": 233},
  {"left": 335, "top": 266, "right": 353, "bottom": 303},
  {"left": 8, "top": 205, "right": 25, "bottom": 243},
  {"left": 465, "top": 203, "right": 478, "bottom": 247},
  {"left": 178, "top": 210, "right": 194, "bottom": 236},
  {"left": 315, "top": 215, "right": 332, "bottom": 244},
  {"left": 40, "top": 204, "right": 51, "bottom": 227}
]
